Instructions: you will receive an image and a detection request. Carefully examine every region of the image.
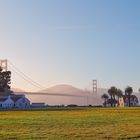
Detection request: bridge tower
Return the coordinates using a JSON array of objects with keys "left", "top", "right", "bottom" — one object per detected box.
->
[
  {"left": 93, "top": 80, "right": 97, "bottom": 94},
  {"left": 0, "top": 59, "right": 8, "bottom": 71}
]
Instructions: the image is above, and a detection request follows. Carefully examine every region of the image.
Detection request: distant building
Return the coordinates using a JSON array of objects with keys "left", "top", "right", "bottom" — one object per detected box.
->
[
  {"left": 119, "top": 95, "right": 138, "bottom": 107},
  {"left": 0, "top": 92, "right": 30, "bottom": 109},
  {"left": 123, "top": 95, "right": 138, "bottom": 106},
  {"left": 118, "top": 97, "right": 125, "bottom": 107},
  {"left": 31, "top": 103, "right": 46, "bottom": 108},
  {"left": 11, "top": 95, "right": 30, "bottom": 108},
  {"left": 67, "top": 104, "right": 78, "bottom": 107},
  {"left": 0, "top": 96, "right": 14, "bottom": 109}
]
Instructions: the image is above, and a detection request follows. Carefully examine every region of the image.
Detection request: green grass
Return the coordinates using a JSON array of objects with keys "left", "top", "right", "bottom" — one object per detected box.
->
[{"left": 0, "top": 108, "right": 140, "bottom": 140}]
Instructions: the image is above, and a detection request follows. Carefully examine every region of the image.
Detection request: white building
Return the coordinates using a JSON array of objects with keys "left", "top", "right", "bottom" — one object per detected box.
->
[
  {"left": 0, "top": 93, "right": 30, "bottom": 109},
  {"left": 119, "top": 95, "right": 138, "bottom": 107},
  {"left": 123, "top": 95, "right": 138, "bottom": 106},
  {"left": 118, "top": 97, "right": 125, "bottom": 107},
  {"left": 0, "top": 96, "right": 14, "bottom": 109},
  {"left": 11, "top": 95, "right": 30, "bottom": 108}
]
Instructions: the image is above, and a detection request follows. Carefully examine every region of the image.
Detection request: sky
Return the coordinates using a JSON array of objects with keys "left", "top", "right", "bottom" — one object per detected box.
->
[{"left": 0, "top": 0, "right": 140, "bottom": 92}]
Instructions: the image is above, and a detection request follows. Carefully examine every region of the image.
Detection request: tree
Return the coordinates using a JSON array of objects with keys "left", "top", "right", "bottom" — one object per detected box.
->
[
  {"left": 125, "top": 86, "right": 133, "bottom": 107},
  {"left": 0, "top": 67, "right": 11, "bottom": 92},
  {"left": 116, "top": 89, "right": 123, "bottom": 106},
  {"left": 101, "top": 93, "right": 109, "bottom": 107},
  {"left": 108, "top": 86, "right": 117, "bottom": 107}
]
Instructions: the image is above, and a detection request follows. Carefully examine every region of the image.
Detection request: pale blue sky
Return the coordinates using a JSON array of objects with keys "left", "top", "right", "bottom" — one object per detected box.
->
[{"left": 0, "top": 0, "right": 140, "bottom": 91}]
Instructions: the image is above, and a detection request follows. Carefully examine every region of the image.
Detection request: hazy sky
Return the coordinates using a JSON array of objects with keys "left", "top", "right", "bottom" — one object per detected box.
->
[{"left": 0, "top": 0, "right": 140, "bottom": 92}]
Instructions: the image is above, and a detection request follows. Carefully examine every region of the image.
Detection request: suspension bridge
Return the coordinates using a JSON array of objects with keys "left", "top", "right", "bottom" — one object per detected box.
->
[{"left": 0, "top": 59, "right": 98, "bottom": 105}]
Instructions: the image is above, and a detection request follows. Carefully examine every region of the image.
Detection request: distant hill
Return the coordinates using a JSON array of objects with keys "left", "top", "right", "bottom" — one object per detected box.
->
[
  {"left": 41, "top": 84, "right": 88, "bottom": 95},
  {"left": 11, "top": 85, "right": 140, "bottom": 106},
  {"left": 37, "top": 84, "right": 107, "bottom": 106},
  {"left": 11, "top": 85, "right": 108, "bottom": 105}
]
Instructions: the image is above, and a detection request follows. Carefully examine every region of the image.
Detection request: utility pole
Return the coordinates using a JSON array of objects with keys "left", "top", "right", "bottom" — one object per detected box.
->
[{"left": 0, "top": 59, "right": 8, "bottom": 71}]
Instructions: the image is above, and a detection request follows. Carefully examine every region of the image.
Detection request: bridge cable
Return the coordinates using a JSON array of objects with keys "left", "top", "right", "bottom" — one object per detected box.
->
[{"left": 8, "top": 61, "right": 45, "bottom": 90}]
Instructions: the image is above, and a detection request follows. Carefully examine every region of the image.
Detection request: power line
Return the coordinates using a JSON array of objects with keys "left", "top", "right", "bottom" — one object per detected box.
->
[
  {"left": 9, "top": 66, "right": 43, "bottom": 89},
  {"left": 10, "top": 66, "right": 88, "bottom": 97},
  {"left": 8, "top": 61, "right": 46, "bottom": 90},
  {"left": 7, "top": 60, "right": 89, "bottom": 102},
  {"left": 8, "top": 61, "right": 45, "bottom": 88}
]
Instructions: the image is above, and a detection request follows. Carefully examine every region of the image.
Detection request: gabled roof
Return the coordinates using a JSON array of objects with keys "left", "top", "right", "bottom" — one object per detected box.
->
[
  {"left": 0, "top": 92, "right": 7, "bottom": 96},
  {"left": 0, "top": 95, "right": 24, "bottom": 103},
  {"left": 11, "top": 95, "right": 23, "bottom": 102},
  {"left": 0, "top": 92, "right": 14, "bottom": 96},
  {"left": 0, "top": 92, "right": 29, "bottom": 103},
  {"left": 0, "top": 98, "right": 7, "bottom": 102}
]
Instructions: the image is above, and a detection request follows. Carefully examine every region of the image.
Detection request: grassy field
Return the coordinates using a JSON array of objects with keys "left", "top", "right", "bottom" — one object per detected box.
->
[{"left": 0, "top": 108, "right": 140, "bottom": 140}]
